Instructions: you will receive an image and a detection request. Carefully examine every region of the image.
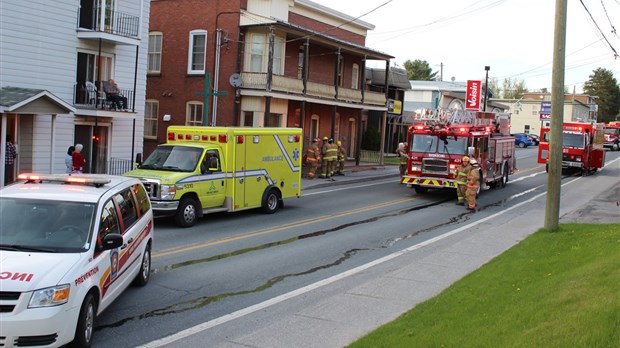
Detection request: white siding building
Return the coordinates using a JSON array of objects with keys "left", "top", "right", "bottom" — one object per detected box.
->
[{"left": 0, "top": 0, "right": 149, "bottom": 186}]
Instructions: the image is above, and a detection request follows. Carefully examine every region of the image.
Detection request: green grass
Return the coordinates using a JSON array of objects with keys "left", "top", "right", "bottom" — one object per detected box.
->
[
  {"left": 382, "top": 156, "right": 400, "bottom": 165},
  {"left": 348, "top": 223, "right": 620, "bottom": 348}
]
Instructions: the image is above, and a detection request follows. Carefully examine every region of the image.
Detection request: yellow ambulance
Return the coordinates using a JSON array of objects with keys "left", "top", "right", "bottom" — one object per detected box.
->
[{"left": 124, "top": 126, "right": 302, "bottom": 227}]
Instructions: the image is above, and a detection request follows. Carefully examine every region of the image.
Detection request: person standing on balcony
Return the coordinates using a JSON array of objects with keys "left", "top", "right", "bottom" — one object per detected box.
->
[
  {"left": 4, "top": 134, "right": 18, "bottom": 185},
  {"left": 104, "top": 79, "right": 128, "bottom": 110}
]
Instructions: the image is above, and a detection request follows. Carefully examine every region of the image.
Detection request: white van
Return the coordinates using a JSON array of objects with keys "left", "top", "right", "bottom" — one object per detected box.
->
[{"left": 0, "top": 174, "right": 154, "bottom": 348}]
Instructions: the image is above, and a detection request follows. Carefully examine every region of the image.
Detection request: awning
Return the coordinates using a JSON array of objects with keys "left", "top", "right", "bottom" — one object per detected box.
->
[{"left": 0, "top": 87, "right": 75, "bottom": 114}]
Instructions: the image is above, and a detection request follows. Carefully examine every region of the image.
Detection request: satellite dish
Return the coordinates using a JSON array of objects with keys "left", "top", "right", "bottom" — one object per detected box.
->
[
  {"left": 451, "top": 76, "right": 455, "bottom": 82},
  {"left": 229, "top": 73, "right": 243, "bottom": 87}
]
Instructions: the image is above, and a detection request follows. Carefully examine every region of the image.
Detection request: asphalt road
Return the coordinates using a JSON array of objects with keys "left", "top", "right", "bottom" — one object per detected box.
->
[{"left": 92, "top": 148, "right": 619, "bottom": 347}]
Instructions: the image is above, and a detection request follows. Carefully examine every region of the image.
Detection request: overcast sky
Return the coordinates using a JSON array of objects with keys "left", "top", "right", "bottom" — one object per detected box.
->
[{"left": 311, "top": 0, "right": 620, "bottom": 93}]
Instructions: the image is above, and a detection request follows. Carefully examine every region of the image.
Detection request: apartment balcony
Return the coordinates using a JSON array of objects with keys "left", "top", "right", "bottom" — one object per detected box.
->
[
  {"left": 73, "top": 83, "right": 134, "bottom": 116},
  {"left": 240, "top": 72, "right": 386, "bottom": 107},
  {"left": 76, "top": 4, "right": 140, "bottom": 45}
]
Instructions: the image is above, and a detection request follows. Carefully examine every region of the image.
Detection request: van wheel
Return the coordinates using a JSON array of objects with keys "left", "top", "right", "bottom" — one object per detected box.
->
[
  {"left": 262, "top": 189, "right": 281, "bottom": 214},
  {"left": 133, "top": 244, "right": 151, "bottom": 286},
  {"left": 175, "top": 197, "right": 198, "bottom": 227},
  {"left": 69, "top": 293, "right": 96, "bottom": 348}
]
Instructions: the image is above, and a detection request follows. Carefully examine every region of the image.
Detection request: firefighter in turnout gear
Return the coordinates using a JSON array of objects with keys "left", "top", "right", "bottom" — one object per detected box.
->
[
  {"left": 305, "top": 138, "right": 321, "bottom": 179},
  {"left": 335, "top": 140, "right": 346, "bottom": 176},
  {"left": 325, "top": 138, "right": 338, "bottom": 178},
  {"left": 396, "top": 142, "right": 408, "bottom": 178},
  {"left": 320, "top": 136, "right": 330, "bottom": 178},
  {"left": 455, "top": 156, "right": 472, "bottom": 205},
  {"left": 465, "top": 159, "right": 480, "bottom": 211}
]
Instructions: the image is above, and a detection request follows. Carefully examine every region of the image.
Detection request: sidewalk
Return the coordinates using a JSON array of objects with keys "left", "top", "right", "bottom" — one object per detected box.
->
[
  {"left": 144, "top": 160, "right": 620, "bottom": 348},
  {"left": 301, "top": 161, "right": 400, "bottom": 191}
]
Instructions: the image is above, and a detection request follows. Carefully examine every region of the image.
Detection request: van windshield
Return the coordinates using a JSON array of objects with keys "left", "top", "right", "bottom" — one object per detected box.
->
[
  {"left": 140, "top": 146, "right": 204, "bottom": 172},
  {"left": 0, "top": 198, "right": 95, "bottom": 253},
  {"left": 563, "top": 132, "right": 585, "bottom": 148}
]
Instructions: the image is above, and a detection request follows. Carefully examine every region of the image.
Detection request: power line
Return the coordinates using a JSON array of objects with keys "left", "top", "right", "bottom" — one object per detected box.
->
[
  {"left": 600, "top": 0, "right": 618, "bottom": 38},
  {"left": 579, "top": 0, "right": 619, "bottom": 58}
]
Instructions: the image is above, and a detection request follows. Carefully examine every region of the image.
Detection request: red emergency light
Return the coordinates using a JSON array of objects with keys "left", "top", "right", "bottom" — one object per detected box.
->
[
  {"left": 210, "top": 135, "right": 216, "bottom": 141},
  {"left": 202, "top": 135, "right": 208, "bottom": 141},
  {"left": 185, "top": 134, "right": 191, "bottom": 140},
  {"left": 167, "top": 133, "right": 175, "bottom": 141},
  {"left": 218, "top": 134, "right": 227, "bottom": 143},
  {"left": 237, "top": 135, "right": 244, "bottom": 144}
]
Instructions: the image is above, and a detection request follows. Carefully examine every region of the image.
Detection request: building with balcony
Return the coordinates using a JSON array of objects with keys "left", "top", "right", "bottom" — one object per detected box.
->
[
  {"left": 0, "top": 0, "right": 149, "bottom": 186},
  {"left": 146, "top": 0, "right": 393, "bottom": 159}
]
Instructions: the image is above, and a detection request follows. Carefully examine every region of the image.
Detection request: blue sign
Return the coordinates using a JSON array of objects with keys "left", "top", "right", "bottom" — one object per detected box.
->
[{"left": 540, "top": 101, "right": 551, "bottom": 115}]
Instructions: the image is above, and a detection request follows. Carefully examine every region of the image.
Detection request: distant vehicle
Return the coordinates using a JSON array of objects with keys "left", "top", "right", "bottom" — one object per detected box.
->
[
  {"left": 0, "top": 174, "right": 154, "bottom": 348},
  {"left": 603, "top": 122, "right": 620, "bottom": 151},
  {"left": 528, "top": 133, "right": 540, "bottom": 145},
  {"left": 512, "top": 133, "right": 535, "bottom": 148}
]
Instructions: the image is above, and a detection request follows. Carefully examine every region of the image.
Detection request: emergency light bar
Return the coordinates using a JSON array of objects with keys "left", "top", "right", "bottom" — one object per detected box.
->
[{"left": 17, "top": 173, "right": 111, "bottom": 187}]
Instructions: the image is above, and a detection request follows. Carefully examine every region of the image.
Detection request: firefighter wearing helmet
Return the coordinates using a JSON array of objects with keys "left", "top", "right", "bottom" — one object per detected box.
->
[
  {"left": 455, "top": 156, "right": 472, "bottom": 205},
  {"left": 465, "top": 158, "right": 480, "bottom": 211},
  {"left": 305, "top": 138, "right": 321, "bottom": 179},
  {"left": 334, "top": 140, "right": 346, "bottom": 176},
  {"left": 325, "top": 138, "right": 338, "bottom": 178},
  {"left": 396, "top": 142, "right": 408, "bottom": 179},
  {"left": 320, "top": 136, "right": 330, "bottom": 178}
]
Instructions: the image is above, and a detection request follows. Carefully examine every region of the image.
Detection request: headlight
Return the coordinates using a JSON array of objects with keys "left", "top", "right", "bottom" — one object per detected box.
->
[
  {"left": 160, "top": 184, "right": 177, "bottom": 200},
  {"left": 575, "top": 156, "right": 581, "bottom": 162},
  {"left": 411, "top": 165, "right": 421, "bottom": 172},
  {"left": 29, "top": 284, "right": 70, "bottom": 308}
]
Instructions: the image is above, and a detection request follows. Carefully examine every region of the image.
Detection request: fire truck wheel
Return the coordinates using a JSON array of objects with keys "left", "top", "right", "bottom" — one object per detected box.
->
[
  {"left": 262, "top": 188, "right": 281, "bottom": 214},
  {"left": 175, "top": 197, "right": 199, "bottom": 227},
  {"left": 612, "top": 143, "right": 619, "bottom": 151},
  {"left": 413, "top": 186, "right": 428, "bottom": 194},
  {"left": 501, "top": 164, "right": 509, "bottom": 188}
]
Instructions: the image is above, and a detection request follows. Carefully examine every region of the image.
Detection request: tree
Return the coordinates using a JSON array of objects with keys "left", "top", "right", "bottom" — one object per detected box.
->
[
  {"left": 583, "top": 68, "right": 620, "bottom": 123},
  {"left": 403, "top": 59, "right": 438, "bottom": 81},
  {"left": 488, "top": 77, "right": 527, "bottom": 99}
]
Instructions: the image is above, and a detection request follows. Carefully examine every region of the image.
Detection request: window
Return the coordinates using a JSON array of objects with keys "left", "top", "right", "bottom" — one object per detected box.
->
[
  {"left": 115, "top": 189, "right": 138, "bottom": 230},
  {"left": 99, "top": 199, "right": 120, "bottom": 246},
  {"left": 132, "top": 184, "right": 151, "bottom": 216},
  {"left": 351, "top": 64, "right": 359, "bottom": 89},
  {"left": 298, "top": 45, "right": 305, "bottom": 79},
  {"left": 75, "top": 51, "right": 113, "bottom": 103},
  {"left": 265, "top": 113, "right": 282, "bottom": 127},
  {"left": 148, "top": 32, "right": 162, "bottom": 74},
  {"left": 144, "top": 100, "right": 158, "bottom": 139},
  {"left": 246, "top": 32, "right": 285, "bottom": 74},
  {"left": 310, "top": 115, "right": 319, "bottom": 139},
  {"left": 187, "top": 102, "right": 203, "bottom": 126},
  {"left": 188, "top": 30, "right": 207, "bottom": 74},
  {"left": 249, "top": 34, "right": 265, "bottom": 73},
  {"left": 337, "top": 56, "right": 344, "bottom": 87},
  {"left": 242, "top": 111, "right": 255, "bottom": 127}
]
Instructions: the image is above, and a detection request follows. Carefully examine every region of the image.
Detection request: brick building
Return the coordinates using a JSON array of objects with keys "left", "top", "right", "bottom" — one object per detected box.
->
[{"left": 145, "top": 0, "right": 393, "bottom": 158}]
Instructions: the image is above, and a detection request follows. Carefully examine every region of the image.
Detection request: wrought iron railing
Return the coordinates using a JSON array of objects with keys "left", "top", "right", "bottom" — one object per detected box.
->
[
  {"left": 107, "top": 157, "right": 135, "bottom": 175},
  {"left": 73, "top": 84, "right": 134, "bottom": 111},
  {"left": 77, "top": 7, "right": 139, "bottom": 38}
]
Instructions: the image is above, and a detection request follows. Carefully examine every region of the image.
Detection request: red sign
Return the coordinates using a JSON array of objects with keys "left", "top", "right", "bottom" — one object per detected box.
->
[{"left": 466, "top": 80, "right": 482, "bottom": 111}]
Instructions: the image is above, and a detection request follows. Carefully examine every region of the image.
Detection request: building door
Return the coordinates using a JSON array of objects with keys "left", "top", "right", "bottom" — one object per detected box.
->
[
  {"left": 348, "top": 118, "right": 356, "bottom": 157},
  {"left": 75, "top": 124, "right": 109, "bottom": 174}
]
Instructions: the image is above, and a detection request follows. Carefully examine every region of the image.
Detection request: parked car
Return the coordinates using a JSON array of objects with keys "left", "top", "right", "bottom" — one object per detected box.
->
[
  {"left": 0, "top": 173, "right": 154, "bottom": 348},
  {"left": 528, "top": 133, "right": 540, "bottom": 145},
  {"left": 512, "top": 133, "right": 535, "bottom": 148}
]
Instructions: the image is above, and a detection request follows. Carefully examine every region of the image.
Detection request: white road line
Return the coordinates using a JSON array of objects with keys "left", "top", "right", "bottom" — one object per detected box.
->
[
  {"left": 139, "top": 176, "right": 586, "bottom": 348},
  {"left": 303, "top": 178, "right": 396, "bottom": 196}
]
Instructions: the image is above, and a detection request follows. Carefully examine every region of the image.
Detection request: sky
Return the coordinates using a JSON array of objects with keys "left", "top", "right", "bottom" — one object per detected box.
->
[{"left": 311, "top": 0, "right": 620, "bottom": 93}]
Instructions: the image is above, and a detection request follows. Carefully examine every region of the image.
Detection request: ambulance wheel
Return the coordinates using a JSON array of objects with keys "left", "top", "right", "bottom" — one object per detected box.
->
[
  {"left": 133, "top": 243, "right": 151, "bottom": 286},
  {"left": 70, "top": 292, "right": 97, "bottom": 348},
  {"left": 262, "top": 189, "right": 281, "bottom": 214},
  {"left": 175, "top": 197, "right": 198, "bottom": 227},
  {"left": 413, "top": 186, "right": 428, "bottom": 194}
]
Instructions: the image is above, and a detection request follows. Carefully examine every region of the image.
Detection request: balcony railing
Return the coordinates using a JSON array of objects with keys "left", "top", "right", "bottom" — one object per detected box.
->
[
  {"left": 240, "top": 72, "right": 386, "bottom": 106},
  {"left": 77, "top": 7, "right": 139, "bottom": 38},
  {"left": 74, "top": 83, "right": 134, "bottom": 111}
]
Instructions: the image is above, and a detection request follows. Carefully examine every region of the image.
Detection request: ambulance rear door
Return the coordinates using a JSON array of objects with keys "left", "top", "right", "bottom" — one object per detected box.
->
[{"left": 233, "top": 135, "right": 248, "bottom": 210}]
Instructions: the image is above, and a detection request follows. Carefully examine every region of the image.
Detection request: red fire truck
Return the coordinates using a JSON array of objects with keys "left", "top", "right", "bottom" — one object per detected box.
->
[
  {"left": 538, "top": 122, "right": 606, "bottom": 175},
  {"left": 603, "top": 121, "right": 620, "bottom": 151},
  {"left": 401, "top": 110, "right": 516, "bottom": 194}
]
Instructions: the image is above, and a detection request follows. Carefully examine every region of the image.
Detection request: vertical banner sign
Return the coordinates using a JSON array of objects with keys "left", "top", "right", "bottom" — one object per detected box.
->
[
  {"left": 539, "top": 101, "right": 551, "bottom": 120},
  {"left": 466, "top": 80, "right": 482, "bottom": 111}
]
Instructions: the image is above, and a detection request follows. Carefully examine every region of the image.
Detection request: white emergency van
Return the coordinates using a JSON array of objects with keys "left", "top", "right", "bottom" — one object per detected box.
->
[
  {"left": 0, "top": 174, "right": 154, "bottom": 348},
  {"left": 124, "top": 126, "right": 302, "bottom": 227}
]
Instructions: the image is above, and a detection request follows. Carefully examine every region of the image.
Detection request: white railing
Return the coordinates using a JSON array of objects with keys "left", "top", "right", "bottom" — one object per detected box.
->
[
  {"left": 338, "top": 87, "right": 362, "bottom": 103},
  {"left": 364, "top": 91, "right": 387, "bottom": 105},
  {"left": 306, "top": 81, "right": 336, "bottom": 99},
  {"left": 241, "top": 72, "right": 267, "bottom": 89},
  {"left": 272, "top": 75, "right": 304, "bottom": 94}
]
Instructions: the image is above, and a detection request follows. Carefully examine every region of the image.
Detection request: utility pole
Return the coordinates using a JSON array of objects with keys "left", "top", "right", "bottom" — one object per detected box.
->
[{"left": 545, "top": 0, "right": 567, "bottom": 231}]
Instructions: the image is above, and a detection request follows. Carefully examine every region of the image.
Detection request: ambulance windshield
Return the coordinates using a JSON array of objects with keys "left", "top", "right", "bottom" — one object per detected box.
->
[{"left": 141, "top": 146, "right": 204, "bottom": 172}]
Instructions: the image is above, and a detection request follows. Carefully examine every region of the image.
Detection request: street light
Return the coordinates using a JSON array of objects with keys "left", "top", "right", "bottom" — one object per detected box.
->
[{"left": 483, "top": 66, "right": 490, "bottom": 112}]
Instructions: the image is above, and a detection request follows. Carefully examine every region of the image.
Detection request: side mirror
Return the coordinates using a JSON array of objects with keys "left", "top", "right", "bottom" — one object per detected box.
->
[
  {"left": 135, "top": 153, "right": 142, "bottom": 166},
  {"left": 100, "top": 233, "right": 123, "bottom": 251}
]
